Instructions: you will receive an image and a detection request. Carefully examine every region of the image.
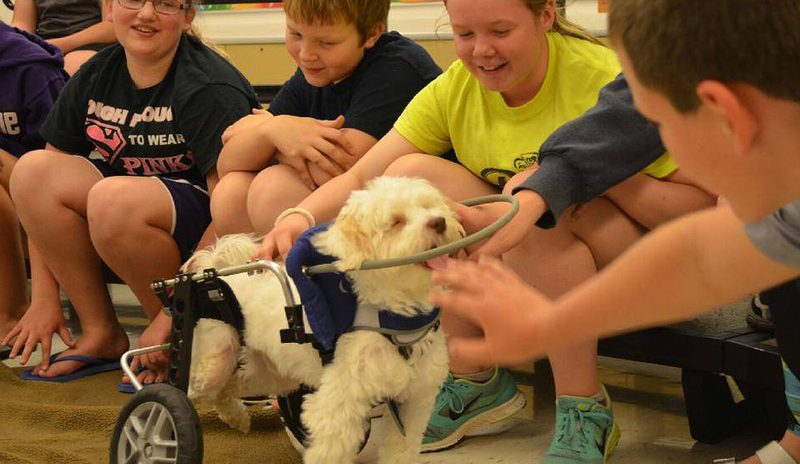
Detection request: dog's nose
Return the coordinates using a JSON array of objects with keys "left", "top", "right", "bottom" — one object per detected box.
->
[{"left": 427, "top": 217, "right": 446, "bottom": 234}]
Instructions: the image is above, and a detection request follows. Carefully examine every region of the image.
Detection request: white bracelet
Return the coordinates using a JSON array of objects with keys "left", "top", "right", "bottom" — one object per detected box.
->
[{"left": 274, "top": 207, "right": 316, "bottom": 228}]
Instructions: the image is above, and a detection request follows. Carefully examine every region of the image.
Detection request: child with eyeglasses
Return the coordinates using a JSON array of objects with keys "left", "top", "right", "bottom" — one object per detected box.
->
[
  {"left": 11, "top": 0, "right": 116, "bottom": 75},
  {"left": 6, "top": 0, "right": 259, "bottom": 390}
]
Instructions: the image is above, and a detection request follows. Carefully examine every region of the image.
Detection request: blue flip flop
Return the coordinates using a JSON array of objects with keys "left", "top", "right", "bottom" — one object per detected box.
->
[{"left": 20, "top": 353, "right": 120, "bottom": 383}]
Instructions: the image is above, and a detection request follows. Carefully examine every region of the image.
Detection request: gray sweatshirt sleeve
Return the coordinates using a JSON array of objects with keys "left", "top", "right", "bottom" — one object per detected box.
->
[{"left": 513, "top": 74, "right": 666, "bottom": 228}]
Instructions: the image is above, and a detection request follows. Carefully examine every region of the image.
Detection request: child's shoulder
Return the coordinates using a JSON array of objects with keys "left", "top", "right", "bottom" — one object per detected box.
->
[
  {"left": 173, "top": 36, "right": 257, "bottom": 99},
  {"left": 359, "top": 31, "right": 441, "bottom": 81},
  {"left": 549, "top": 33, "right": 619, "bottom": 72}
]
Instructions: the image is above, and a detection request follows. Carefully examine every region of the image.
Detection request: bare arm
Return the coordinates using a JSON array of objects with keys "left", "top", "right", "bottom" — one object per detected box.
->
[
  {"left": 431, "top": 205, "right": 800, "bottom": 366},
  {"left": 218, "top": 114, "right": 357, "bottom": 187},
  {"left": 605, "top": 170, "right": 717, "bottom": 229},
  {"left": 48, "top": 20, "right": 115, "bottom": 54},
  {"left": 10, "top": 0, "right": 37, "bottom": 33}
]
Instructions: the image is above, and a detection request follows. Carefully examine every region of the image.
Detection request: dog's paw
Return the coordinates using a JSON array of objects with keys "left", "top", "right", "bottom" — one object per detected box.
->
[{"left": 216, "top": 404, "right": 251, "bottom": 433}]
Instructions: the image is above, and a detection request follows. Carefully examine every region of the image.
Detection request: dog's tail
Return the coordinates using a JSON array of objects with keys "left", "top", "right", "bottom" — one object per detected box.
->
[{"left": 183, "top": 234, "right": 261, "bottom": 272}]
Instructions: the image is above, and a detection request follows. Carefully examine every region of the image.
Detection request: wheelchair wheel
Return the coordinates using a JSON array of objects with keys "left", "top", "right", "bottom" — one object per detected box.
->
[{"left": 110, "top": 384, "right": 203, "bottom": 464}]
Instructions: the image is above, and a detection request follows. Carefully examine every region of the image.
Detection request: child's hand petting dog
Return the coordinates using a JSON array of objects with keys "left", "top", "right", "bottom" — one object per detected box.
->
[{"left": 257, "top": 212, "right": 311, "bottom": 261}]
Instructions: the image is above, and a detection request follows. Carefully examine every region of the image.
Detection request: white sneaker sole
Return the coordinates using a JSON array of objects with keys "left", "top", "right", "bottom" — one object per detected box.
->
[{"left": 421, "top": 390, "right": 527, "bottom": 453}]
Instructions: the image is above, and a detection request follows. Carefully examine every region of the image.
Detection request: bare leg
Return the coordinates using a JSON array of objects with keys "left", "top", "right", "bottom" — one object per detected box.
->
[
  {"left": 63, "top": 50, "right": 97, "bottom": 76},
  {"left": 246, "top": 164, "right": 313, "bottom": 235},
  {"left": 211, "top": 171, "right": 256, "bottom": 235},
  {"left": 88, "top": 176, "right": 185, "bottom": 380},
  {"left": 10, "top": 151, "right": 129, "bottom": 377},
  {"left": 570, "top": 197, "right": 646, "bottom": 270},
  {"left": 0, "top": 150, "right": 27, "bottom": 336}
]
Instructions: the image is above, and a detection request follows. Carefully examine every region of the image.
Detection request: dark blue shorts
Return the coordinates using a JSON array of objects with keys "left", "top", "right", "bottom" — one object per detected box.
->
[{"left": 84, "top": 158, "right": 210, "bottom": 262}]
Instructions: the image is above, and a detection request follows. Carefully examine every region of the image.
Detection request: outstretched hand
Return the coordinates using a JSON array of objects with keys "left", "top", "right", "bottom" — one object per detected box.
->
[
  {"left": 1, "top": 298, "right": 74, "bottom": 369},
  {"left": 256, "top": 213, "right": 312, "bottom": 262},
  {"left": 429, "top": 256, "right": 555, "bottom": 367},
  {"left": 455, "top": 189, "right": 544, "bottom": 258}
]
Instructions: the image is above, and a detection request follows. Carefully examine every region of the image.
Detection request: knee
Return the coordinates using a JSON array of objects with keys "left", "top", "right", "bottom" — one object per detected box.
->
[
  {"left": 501, "top": 168, "right": 537, "bottom": 196},
  {"left": 9, "top": 150, "right": 54, "bottom": 203},
  {"left": 383, "top": 153, "right": 434, "bottom": 178},
  {"left": 249, "top": 165, "right": 293, "bottom": 195},
  {"left": 86, "top": 178, "right": 147, "bottom": 242},
  {"left": 211, "top": 172, "right": 252, "bottom": 225},
  {"left": 569, "top": 197, "right": 617, "bottom": 237},
  {"left": 63, "top": 51, "right": 95, "bottom": 76}
]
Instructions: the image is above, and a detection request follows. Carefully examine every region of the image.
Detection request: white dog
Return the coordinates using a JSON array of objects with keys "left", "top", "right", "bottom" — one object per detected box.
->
[{"left": 185, "top": 176, "right": 464, "bottom": 464}]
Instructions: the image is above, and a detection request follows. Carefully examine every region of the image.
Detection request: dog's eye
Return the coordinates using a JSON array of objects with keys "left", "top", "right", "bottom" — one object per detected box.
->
[{"left": 390, "top": 215, "right": 407, "bottom": 228}]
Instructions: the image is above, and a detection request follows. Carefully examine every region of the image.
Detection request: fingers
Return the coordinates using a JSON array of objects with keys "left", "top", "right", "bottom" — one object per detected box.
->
[
  {"left": 299, "top": 161, "right": 316, "bottom": 191},
  {"left": 130, "top": 356, "right": 141, "bottom": 376},
  {"left": 58, "top": 326, "right": 75, "bottom": 347},
  {"left": 255, "top": 238, "right": 277, "bottom": 261},
  {"left": 324, "top": 144, "right": 356, "bottom": 171},
  {"left": 39, "top": 337, "right": 53, "bottom": 371},
  {"left": 277, "top": 232, "right": 295, "bottom": 261},
  {"left": 318, "top": 114, "right": 345, "bottom": 128},
  {"left": 19, "top": 332, "right": 38, "bottom": 365},
  {"left": 1, "top": 324, "right": 21, "bottom": 348},
  {"left": 304, "top": 145, "right": 345, "bottom": 177}
]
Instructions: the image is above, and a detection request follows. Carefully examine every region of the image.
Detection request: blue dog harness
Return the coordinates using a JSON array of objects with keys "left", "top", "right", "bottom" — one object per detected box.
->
[{"left": 285, "top": 223, "right": 441, "bottom": 357}]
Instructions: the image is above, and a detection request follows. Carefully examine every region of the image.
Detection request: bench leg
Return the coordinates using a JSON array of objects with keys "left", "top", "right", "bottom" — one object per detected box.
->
[{"left": 681, "top": 368, "right": 745, "bottom": 444}]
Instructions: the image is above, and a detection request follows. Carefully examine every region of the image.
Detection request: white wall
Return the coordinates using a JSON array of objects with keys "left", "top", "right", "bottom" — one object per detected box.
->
[
  {"left": 0, "top": 0, "right": 606, "bottom": 43},
  {"left": 1, "top": 5, "right": 13, "bottom": 23},
  {"left": 195, "top": 0, "right": 607, "bottom": 45}
]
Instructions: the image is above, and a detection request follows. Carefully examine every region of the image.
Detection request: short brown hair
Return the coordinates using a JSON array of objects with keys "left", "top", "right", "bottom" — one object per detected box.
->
[
  {"left": 283, "top": 0, "right": 389, "bottom": 45},
  {"left": 609, "top": 0, "right": 800, "bottom": 113}
]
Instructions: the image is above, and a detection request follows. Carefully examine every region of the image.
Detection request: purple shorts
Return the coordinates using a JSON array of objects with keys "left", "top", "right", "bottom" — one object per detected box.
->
[{"left": 83, "top": 157, "right": 210, "bottom": 262}]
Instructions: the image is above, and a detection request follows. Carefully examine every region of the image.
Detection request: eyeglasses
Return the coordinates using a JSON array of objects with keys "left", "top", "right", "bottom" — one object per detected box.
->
[{"left": 117, "top": 0, "right": 188, "bottom": 15}]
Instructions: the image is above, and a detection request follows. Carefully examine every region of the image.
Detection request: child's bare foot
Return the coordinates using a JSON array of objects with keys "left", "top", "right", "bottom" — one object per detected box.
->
[{"left": 30, "top": 325, "right": 129, "bottom": 378}]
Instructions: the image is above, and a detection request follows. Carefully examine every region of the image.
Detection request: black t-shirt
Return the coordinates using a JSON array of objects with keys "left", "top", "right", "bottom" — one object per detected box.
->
[
  {"left": 41, "top": 35, "right": 258, "bottom": 189},
  {"left": 35, "top": 0, "right": 102, "bottom": 40},
  {"left": 268, "top": 31, "right": 441, "bottom": 140}
]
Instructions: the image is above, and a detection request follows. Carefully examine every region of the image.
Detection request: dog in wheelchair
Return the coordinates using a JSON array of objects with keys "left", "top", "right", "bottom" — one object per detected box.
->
[{"left": 185, "top": 176, "right": 464, "bottom": 463}]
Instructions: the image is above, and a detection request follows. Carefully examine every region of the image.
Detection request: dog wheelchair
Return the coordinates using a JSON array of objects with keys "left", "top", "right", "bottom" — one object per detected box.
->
[{"left": 109, "top": 194, "right": 518, "bottom": 464}]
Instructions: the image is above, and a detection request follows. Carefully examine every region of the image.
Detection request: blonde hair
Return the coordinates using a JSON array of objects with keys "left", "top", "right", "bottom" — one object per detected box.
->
[
  {"left": 183, "top": 1, "right": 231, "bottom": 60},
  {"left": 282, "top": 0, "right": 389, "bottom": 45},
  {"left": 525, "top": 0, "right": 603, "bottom": 45},
  {"left": 441, "top": 0, "right": 603, "bottom": 46}
]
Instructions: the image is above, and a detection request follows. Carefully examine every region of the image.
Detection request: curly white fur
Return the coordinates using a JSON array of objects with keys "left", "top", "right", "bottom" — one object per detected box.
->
[{"left": 186, "top": 177, "right": 463, "bottom": 464}]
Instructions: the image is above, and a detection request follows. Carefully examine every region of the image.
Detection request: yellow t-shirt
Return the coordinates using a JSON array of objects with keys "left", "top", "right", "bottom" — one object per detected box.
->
[{"left": 395, "top": 32, "right": 675, "bottom": 186}]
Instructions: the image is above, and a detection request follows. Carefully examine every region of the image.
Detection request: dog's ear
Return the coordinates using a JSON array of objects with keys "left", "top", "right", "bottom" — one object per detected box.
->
[{"left": 315, "top": 212, "right": 376, "bottom": 271}]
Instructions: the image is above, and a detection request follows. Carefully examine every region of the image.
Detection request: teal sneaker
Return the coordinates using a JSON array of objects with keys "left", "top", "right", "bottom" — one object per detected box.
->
[
  {"left": 784, "top": 360, "right": 800, "bottom": 436},
  {"left": 543, "top": 385, "right": 621, "bottom": 463},
  {"left": 421, "top": 367, "right": 526, "bottom": 452}
]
